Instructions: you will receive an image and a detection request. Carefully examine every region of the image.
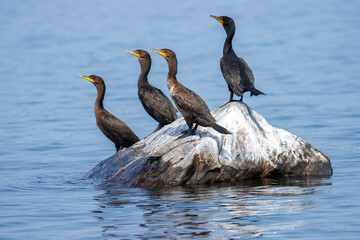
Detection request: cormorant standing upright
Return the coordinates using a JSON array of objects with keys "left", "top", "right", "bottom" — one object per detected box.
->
[
  {"left": 210, "top": 15, "right": 265, "bottom": 102},
  {"left": 125, "top": 49, "right": 178, "bottom": 132},
  {"left": 150, "top": 48, "right": 231, "bottom": 136},
  {"left": 80, "top": 75, "right": 139, "bottom": 152}
]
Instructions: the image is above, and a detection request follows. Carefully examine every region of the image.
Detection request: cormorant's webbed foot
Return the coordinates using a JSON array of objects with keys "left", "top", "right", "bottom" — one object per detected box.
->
[
  {"left": 187, "top": 124, "right": 198, "bottom": 135},
  {"left": 187, "top": 127, "right": 196, "bottom": 136},
  {"left": 177, "top": 129, "right": 194, "bottom": 140},
  {"left": 228, "top": 98, "right": 243, "bottom": 103},
  {"left": 181, "top": 125, "right": 198, "bottom": 136}
]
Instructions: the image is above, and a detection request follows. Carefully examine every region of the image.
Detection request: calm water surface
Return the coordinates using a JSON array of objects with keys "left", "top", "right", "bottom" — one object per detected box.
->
[{"left": 1, "top": 0, "right": 359, "bottom": 239}]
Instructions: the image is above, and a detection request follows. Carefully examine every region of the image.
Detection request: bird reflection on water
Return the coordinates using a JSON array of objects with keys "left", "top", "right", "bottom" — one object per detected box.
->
[{"left": 91, "top": 177, "right": 331, "bottom": 239}]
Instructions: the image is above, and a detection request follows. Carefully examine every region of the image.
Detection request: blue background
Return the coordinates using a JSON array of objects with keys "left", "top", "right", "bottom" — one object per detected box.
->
[{"left": 0, "top": 0, "right": 359, "bottom": 239}]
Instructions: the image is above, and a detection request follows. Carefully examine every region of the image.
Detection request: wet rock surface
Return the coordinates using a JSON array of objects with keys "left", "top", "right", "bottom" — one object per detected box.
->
[{"left": 87, "top": 102, "right": 332, "bottom": 187}]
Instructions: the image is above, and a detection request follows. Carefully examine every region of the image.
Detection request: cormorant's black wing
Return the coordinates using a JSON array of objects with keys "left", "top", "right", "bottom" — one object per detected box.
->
[
  {"left": 172, "top": 83, "right": 216, "bottom": 124},
  {"left": 139, "top": 86, "right": 178, "bottom": 121},
  {"left": 237, "top": 56, "right": 255, "bottom": 87},
  {"left": 220, "top": 55, "right": 255, "bottom": 94},
  {"left": 99, "top": 111, "right": 139, "bottom": 143}
]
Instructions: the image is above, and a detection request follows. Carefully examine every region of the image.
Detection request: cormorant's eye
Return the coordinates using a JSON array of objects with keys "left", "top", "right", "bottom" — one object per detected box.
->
[
  {"left": 136, "top": 51, "right": 139, "bottom": 54},
  {"left": 161, "top": 50, "right": 165, "bottom": 53}
]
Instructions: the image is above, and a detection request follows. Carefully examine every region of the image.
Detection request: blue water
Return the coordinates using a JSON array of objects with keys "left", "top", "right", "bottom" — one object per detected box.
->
[{"left": 1, "top": 0, "right": 359, "bottom": 239}]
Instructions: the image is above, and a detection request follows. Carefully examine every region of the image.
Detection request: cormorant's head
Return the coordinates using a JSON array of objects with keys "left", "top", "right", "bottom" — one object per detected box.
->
[
  {"left": 150, "top": 48, "right": 176, "bottom": 60},
  {"left": 125, "top": 49, "right": 150, "bottom": 60},
  {"left": 79, "top": 75, "right": 104, "bottom": 88},
  {"left": 210, "top": 15, "right": 235, "bottom": 32}
]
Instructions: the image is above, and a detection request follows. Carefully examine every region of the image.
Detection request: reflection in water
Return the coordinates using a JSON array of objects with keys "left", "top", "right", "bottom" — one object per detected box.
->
[{"left": 92, "top": 178, "right": 331, "bottom": 239}]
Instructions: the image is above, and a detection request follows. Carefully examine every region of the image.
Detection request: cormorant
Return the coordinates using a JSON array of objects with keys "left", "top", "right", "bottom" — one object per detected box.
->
[
  {"left": 210, "top": 15, "right": 265, "bottom": 102},
  {"left": 150, "top": 48, "right": 231, "bottom": 136},
  {"left": 80, "top": 75, "right": 140, "bottom": 152},
  {"left": 125, "top": 49, "right": 178, "bottom": 132}
]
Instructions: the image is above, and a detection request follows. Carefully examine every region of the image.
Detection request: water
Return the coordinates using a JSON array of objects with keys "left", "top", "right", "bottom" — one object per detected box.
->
[{"left": 0, "top": 0, "right": 359, "bottom": 239}]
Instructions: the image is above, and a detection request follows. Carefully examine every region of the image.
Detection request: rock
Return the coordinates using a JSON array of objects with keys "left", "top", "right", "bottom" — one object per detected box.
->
[{"left": 87, "top": 102, "right": 332, "bottom": 187}]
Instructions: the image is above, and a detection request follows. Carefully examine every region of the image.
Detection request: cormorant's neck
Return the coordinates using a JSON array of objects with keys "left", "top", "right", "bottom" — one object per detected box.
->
[
  {"left": 223, "top": 25, "right": 235, "bottom": 55},
  {"left": 167, "top": 75, "right": 179, "bottom": 91},
  {"left": 138, "top": 58, "right": 151, "bottom": 87},
  {"left": 95, "top": 84, "right": 105, "bottom": 110},
  {"left": 166, "top": 57, "right": 177, "bottom": 78},
  {"left": 166, "top": 57, "right": 179, "bottom": 90}
]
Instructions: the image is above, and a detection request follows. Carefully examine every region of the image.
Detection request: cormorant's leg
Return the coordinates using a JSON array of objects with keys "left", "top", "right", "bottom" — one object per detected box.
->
[
  {"left": 177, "top": 123, "right": 198, "bottom": 139},
  {"left": 115, "top": 145, "right": 123, "bottom": 152},
  {"left": 181, "top": 123, "right": 193, "bottom": 135},
  {"left": 191, "top": 124, "right": 198, "bottom": 135},
  {"left": 187, "top": 125, "right": 194, "bottom": 136},
  {"left": 240, "top": 95, "right": 243, "bottom": 102},
  {"left": 228, "top": 91, "right": 234, "bottom": 102}
]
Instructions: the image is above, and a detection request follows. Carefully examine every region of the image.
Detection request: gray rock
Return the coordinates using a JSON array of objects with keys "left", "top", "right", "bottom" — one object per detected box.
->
[{"left": 87, "top": 102, "right": 332, "bottom": 187}]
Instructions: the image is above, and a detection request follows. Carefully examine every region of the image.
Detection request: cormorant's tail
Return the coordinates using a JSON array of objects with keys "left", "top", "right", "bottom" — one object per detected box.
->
[
  {"left": 211, "top": 123, "right": 232, "bottom": 134},
  {"left": 250, "top": 87, "right": 266, "bottom": 96}
]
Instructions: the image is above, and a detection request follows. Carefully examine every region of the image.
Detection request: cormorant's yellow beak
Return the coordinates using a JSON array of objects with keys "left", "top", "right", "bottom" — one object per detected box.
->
[
  {"left": 79, "top": 75, "right": 94, "bottom": 83},
  {"left": 125, "top": 50, "right": 140, "bottom": 58},
  {"left": 150, "top": 48, "right": 166, "bottom": 57},
  {"left": 210, "top": 15, "right": 223, "bottom": 26}
]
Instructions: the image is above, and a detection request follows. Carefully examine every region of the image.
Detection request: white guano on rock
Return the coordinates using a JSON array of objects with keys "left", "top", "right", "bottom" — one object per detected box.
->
[{"left": 87, "top": 102, "right": 332, "bottom": 187}]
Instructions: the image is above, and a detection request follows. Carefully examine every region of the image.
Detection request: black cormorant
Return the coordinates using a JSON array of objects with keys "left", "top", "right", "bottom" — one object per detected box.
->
[
  {"left": 125, "top": 49, "right": 178, "bottom": 132},
  {"left": 80, "top": 75, "right": 139, "bottom": 151},
  {"left": 210, "top": 15, "right": 265, "bottom": 102},
  {"left": 150, "top": 48, "right": 231, "bottom": 136}
]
